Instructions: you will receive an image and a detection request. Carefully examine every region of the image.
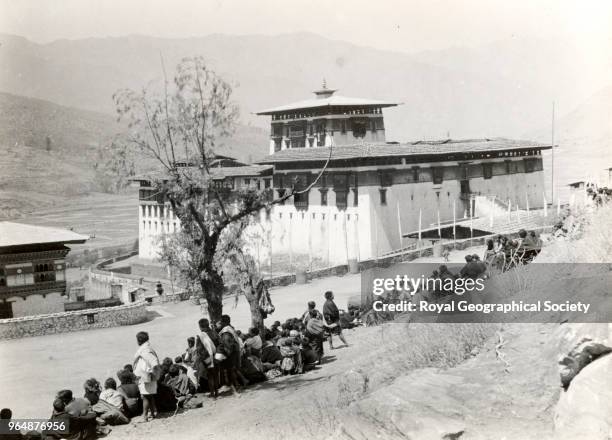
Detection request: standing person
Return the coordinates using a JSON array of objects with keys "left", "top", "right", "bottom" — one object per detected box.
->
[
  {"left": 199, "top": 318, "right": 220, "bottom": 347},
  {"left": 305, "top": 309, "right": 327, "bottom": 364},
  {"left": 216, "top": 315, "right": 242, "bottom": 394},
  {"left": 133, "top": 331, "right": 160, "bottom": 421},
  {"left": 322, "top": 291, "right": 349, "bottom": 349},
  {"left": 196, "top": 318, "right": 218, "bottom": 398}
]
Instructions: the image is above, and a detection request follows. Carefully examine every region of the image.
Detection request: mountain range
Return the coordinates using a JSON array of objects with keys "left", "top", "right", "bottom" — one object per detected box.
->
[
  {"left": 0, "top": 32, "right": 610, "bottom": 216},
  {"left": 2, "top": 32, "right": 610, "bottom": 141}
]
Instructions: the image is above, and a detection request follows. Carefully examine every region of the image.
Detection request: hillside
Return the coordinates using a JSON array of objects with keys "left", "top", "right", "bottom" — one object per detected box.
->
[
  {"left": 0, "top": 93, "right": 267, "bottom": 217},
  {"left": 2, "top": 32, "right": 605, "bottom": 141}
]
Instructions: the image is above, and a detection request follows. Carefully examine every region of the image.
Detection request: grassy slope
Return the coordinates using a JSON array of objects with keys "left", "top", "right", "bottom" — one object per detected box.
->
[{"left": 0, "top": 92, "right": 267, "bottom": 218}]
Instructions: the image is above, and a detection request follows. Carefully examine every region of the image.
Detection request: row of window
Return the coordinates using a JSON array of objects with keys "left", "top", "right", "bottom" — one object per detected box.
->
[
  {"left": 242, "top": 178, "right": 272, "bottom": 190},
  {"left": 270, "top": 107, "right": 384, "bottom": 121},
  {"left": 142, "top": 205, "right": 175, "bottom": 219},
  {"left": 0, "top": 271, "right": 65, "bottom": 287},
  {"left": 142, "top": 220, "right": 180, "bottom": 234}
]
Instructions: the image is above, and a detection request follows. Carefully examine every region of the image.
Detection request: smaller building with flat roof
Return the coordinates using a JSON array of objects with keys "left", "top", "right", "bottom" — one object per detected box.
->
[{"left": 0, "top": 222, "right": 88, "bottom": 318}]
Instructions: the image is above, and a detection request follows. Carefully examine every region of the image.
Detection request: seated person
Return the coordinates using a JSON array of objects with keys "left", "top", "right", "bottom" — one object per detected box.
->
[
  {"left": 55, "top": 390, "right": 97, "bottom": 439},
  {"left": 182, "top": 337, "right": 196, "bottom": 366},
  {"left": 97, "top": 378, "right": 129, "bottom": 425},
  {"left": 163, "top": 365, "right": 201, "bottom": 410},
  {"left": 83, "top": 378, "right": 101, "bottom": 406},
  {"left": 261, "top": 333, "right": 284, "bottom": 371},
  {"left": 1, "top": 408, "right": 30, "bottom": 440},
  {"left": 121, "top": 364, "right": 139, "bottom": 383},
  {"left": 117, "top": 369, "right": 142, "bottom": 417},
  {"left": 460, "top": 255, "right": 485, "bottom": 280},
  {"left": 164, "top": 365, "right": 193, "bottom": 398},
  {"left": 240, "top": 354, "right": 267, "bottom": 384},
  {"left": 174, "top": 356, "right": 198, "bottom": 389},
  {"left": 159, "top": 357, "right": 174, "bottom": 382},
  {"left": 43, "top": 399, "right": 94, "bottom": 440},
  {"left": 244, "top": 327, "right": 263, "bottom": 358},
  {"left": 299, "top": 336, "right": 318, "bottom": 370}
]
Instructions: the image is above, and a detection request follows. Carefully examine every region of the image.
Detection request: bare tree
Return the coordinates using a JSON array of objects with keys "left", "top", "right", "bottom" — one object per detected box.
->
[{"left": 113, "top": 56, "right": 329, "bottom": 323}]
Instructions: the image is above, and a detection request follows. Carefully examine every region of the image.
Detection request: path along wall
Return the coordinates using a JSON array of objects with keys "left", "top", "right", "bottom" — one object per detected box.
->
[{"left": 0, "top": 301, "right": 148, "bottom": 340}]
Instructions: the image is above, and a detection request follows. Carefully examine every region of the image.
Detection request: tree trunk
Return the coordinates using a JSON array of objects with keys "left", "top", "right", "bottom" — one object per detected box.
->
[
  {"left": 246, "top": 287, "right": 265, "bottom": 336},
  {"left": 201, "top": 271, "right": 224, "bottom": 324}
]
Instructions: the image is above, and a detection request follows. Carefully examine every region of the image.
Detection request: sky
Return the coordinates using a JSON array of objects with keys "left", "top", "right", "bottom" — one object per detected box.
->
[{"left": 1, "top": 0, "right": 611, "bottom": 54}]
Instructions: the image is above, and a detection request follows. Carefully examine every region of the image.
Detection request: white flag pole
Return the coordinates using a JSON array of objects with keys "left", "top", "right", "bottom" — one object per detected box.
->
[
  {"left": 543, "top": 192, "right": 548, "bottom": 217},
  {"left": 526, "top": 192, "right": 530, "bottom": 218},
  {"left": 515, "top": 203, "right": 520, "bottom": 221},
  {"left": 507, "top": 199, "right": 511, "bottom": 221},
  {"left": 418, "top": 208, "right": 422, "bottom": 243},
  {"left": 489, "top": 196, "right": 494, "bottom": 227},
  {"left": 469, "top": 203, "right": 473, "bottom": 245},
  {"left": 437, "top": 209, "right": 441, "bottom": 238},
  {"left": 396, "top": 202, "right": 403, "bottom": 248}
]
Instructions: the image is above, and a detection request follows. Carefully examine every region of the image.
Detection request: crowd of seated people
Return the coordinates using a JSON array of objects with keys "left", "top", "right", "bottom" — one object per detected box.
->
[
  {"left": 490, "top": 229, "right": 543, "bottom": 270},
  {"left": 1, "top": 292, "right": 350, "bottom": 438},
  {"left": 426, "top": 229, "right": 544, "bottom": 299}
]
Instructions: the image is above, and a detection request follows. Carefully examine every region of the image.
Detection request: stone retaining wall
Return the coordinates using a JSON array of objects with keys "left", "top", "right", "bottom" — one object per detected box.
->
[
  {"left": 0, "top": 301, "right": 148, "bottom": 340},
  {"left": 264, "top": 226, "right": 552, "bottom": 289}
]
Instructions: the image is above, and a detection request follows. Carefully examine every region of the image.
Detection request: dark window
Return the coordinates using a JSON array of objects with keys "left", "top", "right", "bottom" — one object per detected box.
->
[
  {"left": 273, "top": 174, "right": 284, "bottom": 188},
  {"left": 378, "top": 171, "right": 393, "bottom": 187},
  {"left": 379, "top": 188, "right": 387, "bottom": 205},
  {"left": 353, "top": 187, "right": 359, "bottom": 206},
  {"left": 332, "top": 173, "right": 349, "bottom": 190},
  {"left": 335, "top": 191, "right": 348, "bottom": 210},
  {"left": 460, "top": 180, "right": 470, "bottom": 194},
  {"left": 86, "top": 314, "right": 95, "bottom": 324},
  {"left": 244, "top": 178, "right": 251, "bottom": 187},
  {"left": 341, "top": 120, "right": 346, "bottom": 134},
  {"left": 274, "top": 139, "right": 282, "bottom": 152},
  {"left": 411, "top": 166, "right": 420, "bottom": 182},
  {"left": 524, "top": 158, "right": 540, "bottom": 173},
  {"left": 294, "top": 191, "right": 309, "bottom": 210},
  {"left": 320, "top": 189, "right": 328, "bottom": 206},
  {"left": 351, "top": 119, "right": 367, "bottom": 138},
  {"left": 0, "top": 302, "right": 13, "bottom": 319},
  {"left": 432, "top": 167, "right": 444, "bottom": 185},
  {"left": 264, "top": 179, "right": 271, "bottom": 189},
  {"left": 482, "top": 163, "right": 493, "bottom": 179}
]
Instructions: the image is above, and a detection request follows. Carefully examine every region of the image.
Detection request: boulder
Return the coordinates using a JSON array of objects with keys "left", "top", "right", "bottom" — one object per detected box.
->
[
  {"left": 554, "top": 354, "right": 612, "bottom": 439},
  {"left": 555, "top": 323, "right": 611, "bottom": 387}
]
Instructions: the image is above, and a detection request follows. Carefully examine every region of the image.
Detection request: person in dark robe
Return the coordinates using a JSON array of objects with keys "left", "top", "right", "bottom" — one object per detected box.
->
[
  {"left": 305, "top": 309, "right": 327, "bottom": 363},
  {"left": 216, "top": 315, "right": 242, "bottom": 394},
  {"left": 322, "top": 291, "right": 348, "bottom": 349},
  {"left": 117, "top": 369, "right": 142, "bottom": 417},
  {"left": 55, "top": 390, "right": 97, "bottom": 439}
]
